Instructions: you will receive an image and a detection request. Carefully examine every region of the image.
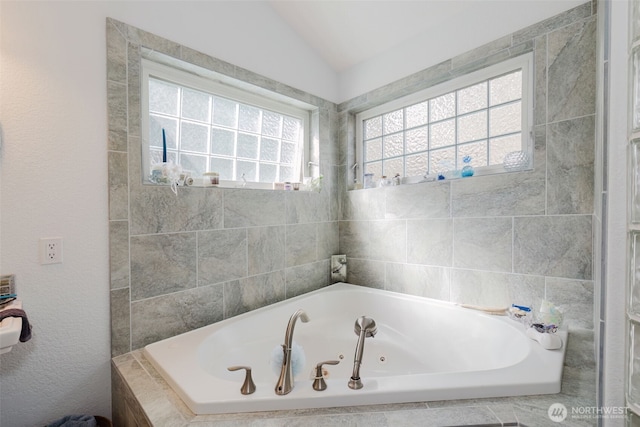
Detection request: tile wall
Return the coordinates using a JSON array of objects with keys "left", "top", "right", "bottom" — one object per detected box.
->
[
  {"left": 108, "top": 1, "right": 597, "bottom": 358},
  {"left": 107, "top": 19, "right": 339, "bottom": 356},
  {"left": 338, "top": 1, "right": 597, "bottom": 336},
  {"left": 109, "top": 3, "right": 600, "bottom": 424}
]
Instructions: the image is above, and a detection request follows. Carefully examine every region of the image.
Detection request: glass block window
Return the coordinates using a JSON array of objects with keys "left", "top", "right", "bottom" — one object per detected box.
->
[
  {"left": 356, "top": 54, "right": 533, "bottom": 182},
  {"left": 142, "top": 60, "right": 309, "bottom": 186}
]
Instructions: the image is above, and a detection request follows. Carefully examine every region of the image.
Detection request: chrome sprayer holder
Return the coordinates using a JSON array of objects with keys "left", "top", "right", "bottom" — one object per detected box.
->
[{"left": 331, "top": 255, "right": 347, "bottom": 282}]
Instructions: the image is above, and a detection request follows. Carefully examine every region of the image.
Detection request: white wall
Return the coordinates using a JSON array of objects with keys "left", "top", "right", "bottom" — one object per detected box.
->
[
  {"left": 105, "top": 1, "right": 339, "bottom": 103},
  {"left": 0, "top": 2, "right": 334, "bottom": 426},
  {"left": 1, "top": 2, "right": 113, "bottom": 425},
  {"left": 337, "top": 0, "right": 586, "bottom": 102}
]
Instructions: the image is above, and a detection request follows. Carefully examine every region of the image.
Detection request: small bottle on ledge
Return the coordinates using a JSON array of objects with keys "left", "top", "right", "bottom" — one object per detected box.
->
[{"left": 461, "top": 156, "right": 474, "bottom": 177}]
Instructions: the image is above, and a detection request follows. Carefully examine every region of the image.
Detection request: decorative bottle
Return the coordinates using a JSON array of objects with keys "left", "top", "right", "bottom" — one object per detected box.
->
[{"left": 461, "top": 156, "right": 474, "bottom": 177}]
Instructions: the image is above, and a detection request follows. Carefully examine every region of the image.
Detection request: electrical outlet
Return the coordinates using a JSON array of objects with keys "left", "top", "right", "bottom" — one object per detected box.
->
[{"left": 40, "top": 238, "right": 63, "bottom": 265}]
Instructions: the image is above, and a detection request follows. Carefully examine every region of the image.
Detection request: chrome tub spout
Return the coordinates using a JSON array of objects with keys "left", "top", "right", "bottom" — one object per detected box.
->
[
  {"left": 275, "top": 309, "right": 309, "bottom": 395},
  {"left": 348, "top": 316, "right": 377, "bottom": 390}
]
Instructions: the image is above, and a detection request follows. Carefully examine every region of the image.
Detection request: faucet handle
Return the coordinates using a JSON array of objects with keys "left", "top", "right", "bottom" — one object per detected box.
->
[
  {"left": 312, "top": 360, "right": 340, "bottom": 391},
  {"left": 227, "top": 366, "right": 256, "bottom": 395}
]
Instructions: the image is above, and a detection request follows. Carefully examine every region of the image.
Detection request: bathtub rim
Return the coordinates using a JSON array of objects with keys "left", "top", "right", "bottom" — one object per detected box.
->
[{"left": 143, "top": 282, "right": 567, "bottom": 415}]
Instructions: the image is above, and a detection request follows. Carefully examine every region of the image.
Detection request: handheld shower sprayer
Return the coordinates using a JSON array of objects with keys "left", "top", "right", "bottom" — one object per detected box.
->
[{"left": 348, "top": 316, "right": 377, "bottom": 390}]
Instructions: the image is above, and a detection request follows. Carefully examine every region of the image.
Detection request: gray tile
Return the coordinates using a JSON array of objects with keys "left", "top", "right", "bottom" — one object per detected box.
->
[
  {"left": 224, "top": 189, "right": 285, "bottom": 228},
  {"left": 563, "top": 329, "right": 596, "bottom": 370},
  {"left": 110, "top": 359, "right": 128, "bottom": 426},
  {"left": 406, "top": 219, "right": 453, "bottom": 267},
  {"left": 262, "top": 412, "right": 387, "bottom": 427},
  {"left": 125, "top": 22, "right": 182, "bottom": 58},
  {"left": 512, "top": 2, "right": 593, "bottom": 45},
  {"left": 130, "top": 186, "right": 223, "bottom": 234},
  {"left": 547, "top": 116, "right": 595, "bottom": 215},
  {"left": 248, "top": 226, "right": 285, "bottom": 276},
  {"left": 532, "top": 123, "right": 548, "bottom": 173},
  {"left": 534, "top": 35, "right": 547, "bottom": 127},
  {"left": 387, "top": 264, "right": 451, "bottom": 301},
  {"left": 451, "top": 171, "right": 545, "bottom": 217},
  {"left": 405, "top": 60, "right": 453, "bottom": 95},
  {"left": 286, "top": 223, "right": 317, "bottom": 267},
  {"left": 225, "top": 271, "right": 285, "bottom": 318},
  {"left": 449, "top": 48, "right": 513, "bottom": 80},
  {"left": 318, "top": 108, "right": 338, "bottom": 169},
  {"left": 486, "top": 404, "right": 520, "bottom": 425},
  {"left": 338, "top": 111, "right": 352, "bottom": 169},
  {"left": 130, "top": 233, "right": 197, "bottom": 300},
  {"left": 322, "top": 166, "right": 340, "bottom": 220},
  {"left": 509, "top": 39, "right": 535, "bottom": 57},
  {"left": 317, "top": 221, "right": 340, "bottom": 261},
  {"left": 108, "top": 151, "right": 128, "bottom": 220},
  {"left": 384, "top": 406, "right": 500, "bottom": 426},
  {"left": 384, "top": 262, "right": 404, "bottom": 290},
  {"left": 238, "top": 66, "right": 281, "bottom": 95},
  {"left": 338, "top": 91, "right": 368, "bottom": 113},
  {"left": 111, "top": 288, "right": 131, "bottom": 357},
  {"left": 127, "top": 42, "right": 142, "bottom": 138},
  {"left": 339, "top": 221, "right": 370, "bottom": 259},
  {"left": 346, "top": 259, "right": 385, "bottom": 289},
  {"left": 109, "top": 220, "right": 129, "bottom": 290},
  {"left": 450, "top": 269, "right": 513, "bottom": 307},
  {"left": 106, "top": 19, "right": 127, "bottom": 84},
  {"left": 514, "top": 215, "right": 592, "bottom": 280},
  {"left": 107, "top": 82, "right": 128, "bottom": 152},
  {"left": 180, "top": 45, "right": 236, "bottom": 77},
  {"left": 506, "top": 274, "right": 546, "bottom": 313},
  {"left": 111, "top": 354, "right": 159, "bottom": 427},
  {"left": 285, "top": 260, "right": 330, "bottom": 298},
  {"left": 545, "top": 278, "right": 594, "bottom": 330},
  {"left": 199, "top": 228, "right": 247, "bottom": 285},
  {"left": 633, "top": 0, "right": 640, "bottom": 44},
  {"left": 451, "top": 270, "right": 544, "bottom": 309},
  {"left": 127, "top": 135, "right": 143, "bottom": 190},
  {"left": 453, "top": 217, "right": 512, "bottom": 272},
  {"left": 451, "top": 35, "right": 512, "bottom": 70},
  {"left": 342, "top": 188, "right": 386, "bottom": 220},
  {"left": 286, "top": 190, "right": 327, "bottom": 224},
  {"left": 385, "top": 182, "right": 450, "bottom": 220},
  {"left": 370, "top": 220, "right": 406, "bottom": 263},
  {"left": 131, "top": 283, "right": 223, "bottom": 349},
  {"left": 547, "top": 16, "right": 597, "bottom": 122}
]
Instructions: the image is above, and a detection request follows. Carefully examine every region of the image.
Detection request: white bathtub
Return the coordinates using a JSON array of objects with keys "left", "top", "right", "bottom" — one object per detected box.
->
[{"left": 143, "top": 283, "right": 567, "bottom": 415}]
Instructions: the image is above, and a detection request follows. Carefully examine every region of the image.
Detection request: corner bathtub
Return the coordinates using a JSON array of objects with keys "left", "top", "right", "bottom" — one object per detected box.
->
[{"left": 143, "top": 283, "right": 567, "bottom": 415}]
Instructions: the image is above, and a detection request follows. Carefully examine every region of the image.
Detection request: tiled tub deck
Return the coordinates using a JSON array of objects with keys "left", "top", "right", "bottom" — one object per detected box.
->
[{"left": 112, "top": 331, "right": 595, "bottom": 427}]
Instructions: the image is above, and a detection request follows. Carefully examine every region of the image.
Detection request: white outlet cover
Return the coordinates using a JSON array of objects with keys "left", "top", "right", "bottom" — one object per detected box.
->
[{"left": 40, "top": 237, "right": 63, "bottom": 264}]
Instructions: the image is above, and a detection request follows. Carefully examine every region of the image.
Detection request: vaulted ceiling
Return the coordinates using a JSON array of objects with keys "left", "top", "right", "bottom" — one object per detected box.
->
[{"left": 268, "top": 1, "right": 587, "bottom": 72}]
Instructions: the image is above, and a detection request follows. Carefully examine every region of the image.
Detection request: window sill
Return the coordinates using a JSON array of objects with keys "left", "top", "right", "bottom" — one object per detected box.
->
[
  {"left": 351, "top": 164, "right": 533, "bottom": 191},
  {"left": 144, "top": 178, "right": 318, "bottom": 192}
]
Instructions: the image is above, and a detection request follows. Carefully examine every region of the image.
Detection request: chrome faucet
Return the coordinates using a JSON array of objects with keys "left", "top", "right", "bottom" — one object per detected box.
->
[
  {"left": 348, "top": 316, "right": 377, "bottom": 390},
  {"left": 275, "top": 309, "right": 309, "bottom": 395}
]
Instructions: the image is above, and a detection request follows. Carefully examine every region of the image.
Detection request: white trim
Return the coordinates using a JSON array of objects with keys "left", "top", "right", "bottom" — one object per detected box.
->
[
  {"left": 355, "top": 53, "right": 534, "bottom": 185},
  {"left": 141, "top": 59, "right": 311, "bottom": 185}
]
